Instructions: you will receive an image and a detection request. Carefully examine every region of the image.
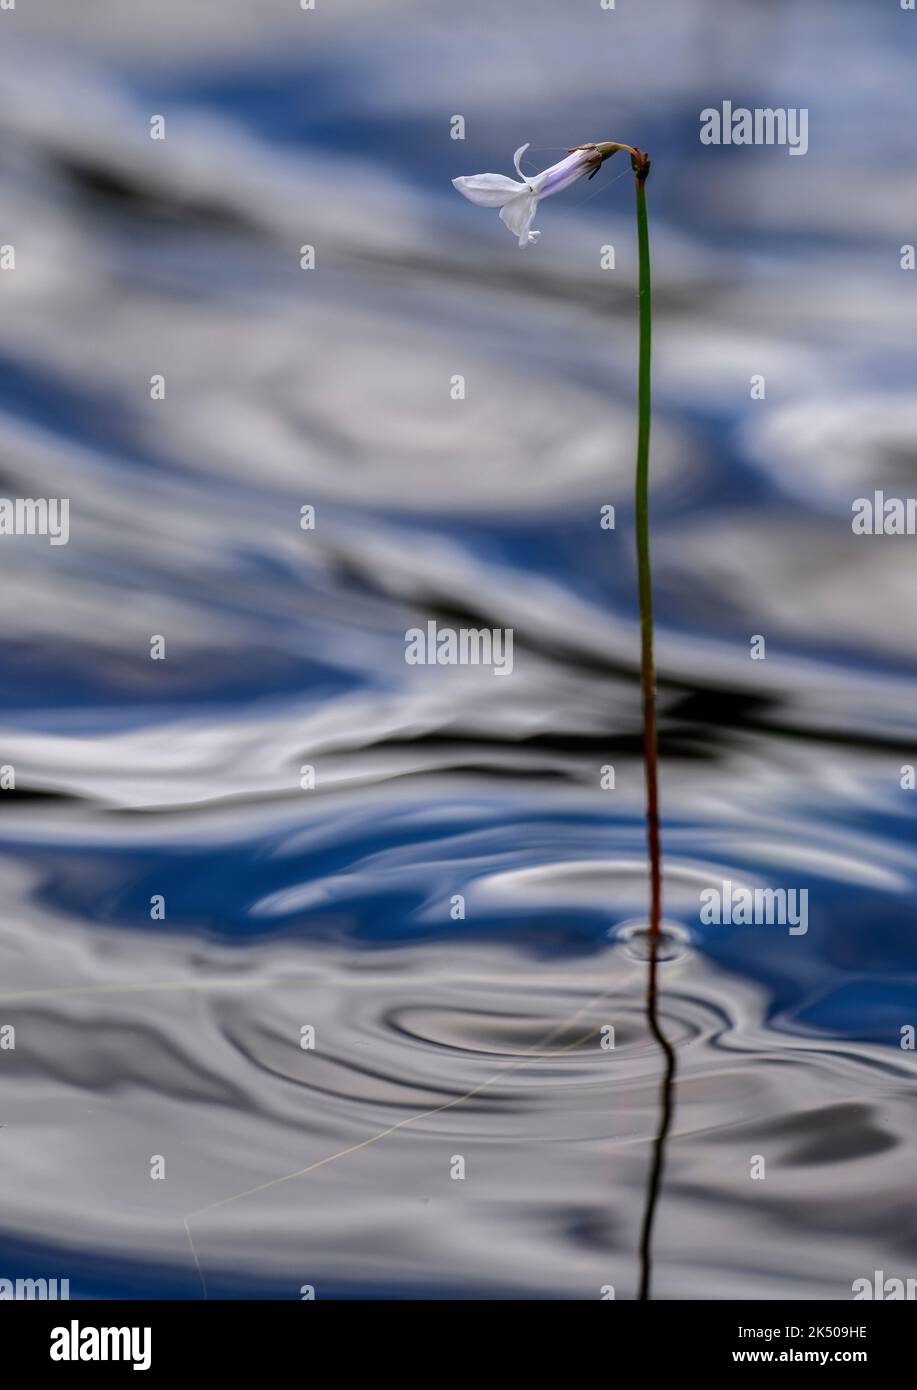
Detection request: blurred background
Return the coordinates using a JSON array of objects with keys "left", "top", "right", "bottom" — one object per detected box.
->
[{"left": 0, "top": 0, "right": 916, "bottom": 1299}]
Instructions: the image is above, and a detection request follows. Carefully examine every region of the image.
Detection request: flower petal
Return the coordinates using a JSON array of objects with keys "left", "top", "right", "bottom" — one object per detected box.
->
[
  {"left": 452, "top": 173, "right": 527, "bottom": 208},
  {"left": 499, "top": 192, "right": 539, "bottom": 247},
  {"left": 531, "top": 149, "right": 597, "bottom": 199},
  {"left": 513, "top": 143, "right": 531, "bottom": 182}
]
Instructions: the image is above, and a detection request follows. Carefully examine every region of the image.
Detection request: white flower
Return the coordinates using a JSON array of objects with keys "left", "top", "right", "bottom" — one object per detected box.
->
[{"left": 452, "top": 143, "right": 604, "bottom": 247}]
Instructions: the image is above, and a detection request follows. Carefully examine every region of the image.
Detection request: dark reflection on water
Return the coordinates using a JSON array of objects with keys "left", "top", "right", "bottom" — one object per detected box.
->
[
  {"left": 638, "top": 942, "right": 679, "bottom": 1302},
  {"left": 0, "top": 0, "right": 916, "bottom": 1299}
]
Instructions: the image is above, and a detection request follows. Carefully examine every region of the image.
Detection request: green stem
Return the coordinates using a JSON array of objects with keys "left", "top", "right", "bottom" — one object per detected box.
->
[
  {"left": 634, "top": 170, "right": 661, "bottom": 952},
  {"left": 632, "top": 162, "right": 677, "bottom": 1303}
]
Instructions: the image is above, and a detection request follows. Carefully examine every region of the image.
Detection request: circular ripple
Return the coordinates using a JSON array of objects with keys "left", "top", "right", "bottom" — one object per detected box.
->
[{"left": 612, "top": 919, "right": 694, "bottom": 963}]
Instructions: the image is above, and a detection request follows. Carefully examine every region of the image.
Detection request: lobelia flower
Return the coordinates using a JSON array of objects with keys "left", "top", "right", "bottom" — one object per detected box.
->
[{"left": 452, "top": 141, "right": 632, "bottom": 247}]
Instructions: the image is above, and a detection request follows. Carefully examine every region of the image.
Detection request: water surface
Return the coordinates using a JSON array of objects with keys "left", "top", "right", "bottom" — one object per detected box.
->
[{"left": 0, "top": 0, "right": 915, "bottom": 1299}]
